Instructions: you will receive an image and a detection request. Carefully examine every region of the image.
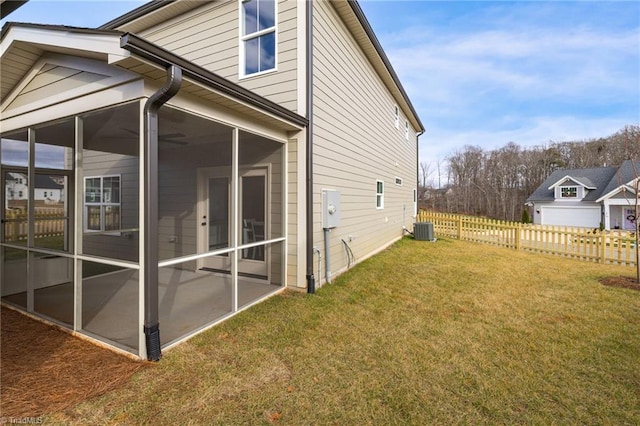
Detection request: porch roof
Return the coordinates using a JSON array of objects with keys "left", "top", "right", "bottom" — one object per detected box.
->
[{"left": 1, "top": 22, "right": 307, "bottom": 132}]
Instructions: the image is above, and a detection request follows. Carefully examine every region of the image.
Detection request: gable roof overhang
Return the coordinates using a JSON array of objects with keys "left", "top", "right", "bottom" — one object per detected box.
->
[
  {"left": 1, "top": 23, "right": 307, "bottom": 133},
  {"left": 0, "top": 23, "right": 126, "bottom": 102},
  {"left": 596, "top": 180, "right": 639, "bottom": 203},
  {"left": 547, "top": 175, "right": 597, "bottom": 191},
  {"left": 99, "top": 0, "right": 425, "bottom": 134}
]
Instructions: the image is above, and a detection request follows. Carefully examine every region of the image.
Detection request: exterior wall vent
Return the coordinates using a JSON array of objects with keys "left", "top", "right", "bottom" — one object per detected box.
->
[{"left": 414, "top": 222, "right": 435, "bottom": 241}]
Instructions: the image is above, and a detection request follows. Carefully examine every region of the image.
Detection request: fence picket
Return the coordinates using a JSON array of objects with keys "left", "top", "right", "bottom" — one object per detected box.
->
[{"left": 416, "top": 210, "right": 636, "bottom": 267}]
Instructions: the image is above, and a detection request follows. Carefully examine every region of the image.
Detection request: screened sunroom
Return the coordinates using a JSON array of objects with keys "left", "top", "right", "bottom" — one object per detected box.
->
[{"left": 0, "top": 25, "right": 305, "bottom": 359}]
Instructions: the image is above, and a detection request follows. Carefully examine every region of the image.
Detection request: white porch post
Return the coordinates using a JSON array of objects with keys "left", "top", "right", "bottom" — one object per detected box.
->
[
  {"left": 231, "top": 128, "right": 238, "bottom": 312},
  {"left": 26, "top": 128, "right": 35, "bottom": 312},
  {"left": 603, "top": 200, "right": 611, "bottom": 231}
]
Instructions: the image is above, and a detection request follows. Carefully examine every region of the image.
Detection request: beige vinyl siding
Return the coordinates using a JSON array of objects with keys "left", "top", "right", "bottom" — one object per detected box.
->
[
  {"left": 312, "top": 1, "right": 418, "bottom": 283},
  {"left": 286, "top": 137, "right": 299, "bottom": 287},
  {"left": 138, "top": 0, "right": 299, "bottom": 113}
]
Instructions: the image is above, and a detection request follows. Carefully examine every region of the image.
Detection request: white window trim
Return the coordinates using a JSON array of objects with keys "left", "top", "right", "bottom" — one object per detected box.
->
[
  {"left": 405, "top": 120, "right": 410, "bottom": 140},
  {"left": 239, "top": 0, "right": 278, "bottom": 79},
  {"left": 84, "top": 174, "right": 121, "bottom": 234},
  {"left": 376, "top": 180, "right": 384, "bottom": 209},
  {"left": 556, "top": 185, "right": 582, "bottom": 200},
  {"left": 413, "top": 188, "right": 417, "bottom": 217}
]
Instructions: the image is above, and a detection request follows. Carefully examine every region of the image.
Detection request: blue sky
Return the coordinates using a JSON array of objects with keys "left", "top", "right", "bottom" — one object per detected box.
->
[{"left": 2, "top": 1, "right": 639, "bottom": 176}]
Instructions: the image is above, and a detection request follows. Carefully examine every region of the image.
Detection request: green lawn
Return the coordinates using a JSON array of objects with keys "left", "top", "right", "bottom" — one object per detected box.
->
[{"left": 50, "top": 237, "right": 639, "bottom": 425}]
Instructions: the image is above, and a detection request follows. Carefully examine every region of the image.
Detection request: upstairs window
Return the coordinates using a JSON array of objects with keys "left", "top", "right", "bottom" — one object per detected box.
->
[
  {"left": 405, "top": 120, "right": 410, "bottom": 140},
  {"left": 376, "top": 180, "right": 384, "bottom": 209},
  {"left": 394, "top": 106, "right": 399, "bottom": 129},
  {"left": 560, "top": 186, "right": 578, "bottom": 198},
  {"left": 241, "top": 0, "right": 276, "bottom": 76}
]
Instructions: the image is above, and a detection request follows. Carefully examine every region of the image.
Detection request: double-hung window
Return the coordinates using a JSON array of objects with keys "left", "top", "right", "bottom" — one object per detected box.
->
[
  {"left": 84, "top": 175, "right": 121, "bottom": 232},
  {"left": 376, "top": 180, "right": 384, "bottom": 209},
  {"left": 241, "top": 0, "right": 276, "bottom": 76},
  {"left": 560, "top": 186, "right": 577, "bottom": 198}
]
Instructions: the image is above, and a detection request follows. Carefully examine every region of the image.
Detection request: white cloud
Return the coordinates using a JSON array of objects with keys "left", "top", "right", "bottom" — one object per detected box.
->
[
  {"left": 389, "top": 25, "right": 639, "bottom": 105},
  {"left": 378, "top": 4, "right": 640, "bottom": 179}
]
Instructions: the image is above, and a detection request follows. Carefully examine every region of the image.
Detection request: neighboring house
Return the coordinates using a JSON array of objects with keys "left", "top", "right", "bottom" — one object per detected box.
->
[
  {"left": 5, "top": 172, "right": 63, "bottom": 204},
  {"left": 526, "top": 160, "right": 639, "bottom": 230},
  {"left": 0, "top": 0, "right": 424, "bottom": 360}
]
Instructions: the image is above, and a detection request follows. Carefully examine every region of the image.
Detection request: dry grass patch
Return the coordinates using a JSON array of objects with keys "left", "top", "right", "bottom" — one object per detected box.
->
[
  {"left": 0, "top": 306, "right": 148, "bottom": 418},
  {"left": 34, "top": 238, "right": 640, "bottom": 424}
]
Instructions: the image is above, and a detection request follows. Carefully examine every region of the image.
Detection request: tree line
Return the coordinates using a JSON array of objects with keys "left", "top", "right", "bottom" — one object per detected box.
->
[{"left": 420, "top": 125, "right": 640, "bottom": 222}]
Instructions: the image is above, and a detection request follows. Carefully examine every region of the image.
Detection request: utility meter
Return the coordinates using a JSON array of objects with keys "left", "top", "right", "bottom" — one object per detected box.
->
[{"left": 322, "top": 189, "right": 341, "bottom": 229}]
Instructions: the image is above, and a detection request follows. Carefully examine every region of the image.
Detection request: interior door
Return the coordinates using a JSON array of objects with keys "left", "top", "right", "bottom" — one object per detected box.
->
[
  {"left": 238, "top": 169, "right": 268, "bottom": 278},
  {"left": 199, "top": 173, "right": 231, "bottom": 271},
  {"left": 197, "top": 167, "right": 269, "bottom": 279}
]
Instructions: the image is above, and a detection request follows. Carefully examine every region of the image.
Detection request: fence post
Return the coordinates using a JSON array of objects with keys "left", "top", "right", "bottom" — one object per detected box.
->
[
  {"left": 515, "top": 224, "right": 521, "bottom": 251},
  {"left": 600, "top": 231, "right": 606, "bottom": 264},
  {"left": 457, "top": 217, "right": 462, "bottom": 240}
]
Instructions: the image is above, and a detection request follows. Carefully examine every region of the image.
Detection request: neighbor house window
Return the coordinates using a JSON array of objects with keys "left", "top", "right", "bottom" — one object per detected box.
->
[
  {"left": 376, "top": 180, "right": 384, "bottom": 209},
  {"left": 561, "top": 186, "right": 577, "bottom": 198},
  {"left": 405, "top": 121, "right": 409, "bottom": 140},
  {"left": 240, "top": 0, "right": 276, "bottom": 76},
  {"left": 84, "top": 175, "right": 121, "bottom": 232},
  {"left": 395, "top": 177, "right": 403, "bottom": 186}
]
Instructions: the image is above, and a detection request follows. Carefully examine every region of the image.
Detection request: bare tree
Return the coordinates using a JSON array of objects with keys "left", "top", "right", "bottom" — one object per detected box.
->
[
  {"left": 418, "top": 161, "right": 433, "bottom": 208},
  {"left": 436, "top": 125, "right": 639, "bottom": 225}
]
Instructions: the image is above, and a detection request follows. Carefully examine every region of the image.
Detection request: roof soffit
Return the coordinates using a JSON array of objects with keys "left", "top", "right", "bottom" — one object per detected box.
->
[{"left": 100, "top": 0, "right": 205, "bottom": 33}]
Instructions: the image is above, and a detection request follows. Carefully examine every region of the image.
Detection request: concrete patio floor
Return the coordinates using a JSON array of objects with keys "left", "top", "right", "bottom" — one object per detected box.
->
[{"left": 2, "top": 267, "right": 281, "bottom": 354}]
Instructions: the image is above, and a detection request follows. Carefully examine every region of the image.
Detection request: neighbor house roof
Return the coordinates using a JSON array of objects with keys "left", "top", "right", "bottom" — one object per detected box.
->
[
  {"left": 596, "top": 160, "right": 640, "bottom": 202},
  {"left": 527, "top": 160, "right": 640, "bottom": 203},
  {"left": 526, "top": 166, "right": 617, "bottom": 202},
  {"left": 547, "top": 175, "right": 597, "bottom": 190}
]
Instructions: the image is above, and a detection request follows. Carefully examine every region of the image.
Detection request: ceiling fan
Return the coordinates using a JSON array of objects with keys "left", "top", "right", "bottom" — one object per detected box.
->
[{"left": 120, "top": 128, "right": 189, "bottom": 146}]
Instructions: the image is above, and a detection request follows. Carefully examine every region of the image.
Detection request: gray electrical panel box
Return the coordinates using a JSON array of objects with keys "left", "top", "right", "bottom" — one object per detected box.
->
[{"left": 322, "top": 190, "right": 341, "bottom": 229}]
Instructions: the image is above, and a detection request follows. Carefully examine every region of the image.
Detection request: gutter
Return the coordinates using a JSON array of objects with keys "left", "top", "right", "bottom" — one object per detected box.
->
[
  {"left": 305, "top": 0, "right": 315, "bottom": 294},
  {"left": 142, "top": 65, "right": 182, "bottom": 361},
  {"left": 120, "top": 33, "right": 307, "bottom": 129}
]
